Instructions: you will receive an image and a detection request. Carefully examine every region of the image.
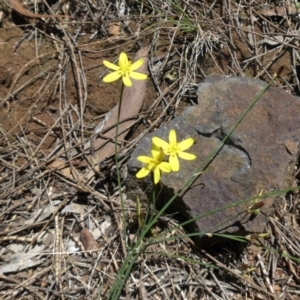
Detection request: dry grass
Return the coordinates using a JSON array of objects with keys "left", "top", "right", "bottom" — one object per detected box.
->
[{"left": 1, "top": 0, "right": 300, "bottom": 299}]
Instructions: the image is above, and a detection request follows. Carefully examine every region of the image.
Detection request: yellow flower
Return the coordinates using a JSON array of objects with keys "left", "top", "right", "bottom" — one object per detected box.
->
[
  {"left": 152, "top": 129, "right": 196, "bottom": 172},
  {"left": 136, "top": 144, "right": 172, "bottom": 184},
  {"left": 103, "top": 52, "right": 148, "bottom": 87}
]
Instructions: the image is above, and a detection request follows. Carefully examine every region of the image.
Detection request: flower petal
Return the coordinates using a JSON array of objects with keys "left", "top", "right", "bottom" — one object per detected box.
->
[
  {"left": 130, "top": 58, "right": 144, "bottom": 71},
  {"left": 169, "top": 154, "right": 179, "bottom": 171},
  {"left": 178, "top": 151, "right": 196, "bottom": 160},
  {"left": 178, "top": 138, "right": 194, "bottom": 151},
  {"left": 151, "top": 143, "right": 161, "bottom": 152},
  {"left": 103, "top": 71, "right": 122, "bottom": 83},
  {"left": 152, "top": 137, "right": 170, "bottom": 151},
  {"left": 129, "top": 71, "right": 148, "bottom": 80},
  {"left": 158, "top": 162, "right": 172, "bottom": 173},
  {"left": 122, "top": 73, "right": 132, "bottom": 87},
  {"left": 152, "top": 148, "right": 165, "bottom": 162},
  {"left": 153, "top": 167, "right": 160, "bottom": 184},
  {"left": 136, "top": 167, "right": 151, "bottom": 179},
  {"left": 119, "top": 52, "right": 129, "bottom": 69},
  {"left": 169, "top": 129, "right": 177, "bottom": 145},
  {"left": 103, "top": 60, "right": 120, "bottom": 71},
  {"left": 151, "top": 149, "right": 160, "bottom": 158},
  {"left": 137, "top": 156, "right": 152, "bottom": 164}
]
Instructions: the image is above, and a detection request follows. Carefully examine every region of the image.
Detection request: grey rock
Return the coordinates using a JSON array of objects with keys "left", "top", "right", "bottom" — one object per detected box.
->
[{"left": 127, "top": 76, "right": 300, "bottom": 245}]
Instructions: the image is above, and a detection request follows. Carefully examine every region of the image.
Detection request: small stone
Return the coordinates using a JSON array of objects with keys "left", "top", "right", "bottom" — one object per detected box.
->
[{"left": 127, "top": 76, "right": 300, "bottom": 246}]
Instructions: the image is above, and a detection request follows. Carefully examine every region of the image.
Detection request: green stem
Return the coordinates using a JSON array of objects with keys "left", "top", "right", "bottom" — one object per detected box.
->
[
  {"left": 115, "top": 84, "right": 127, "bottom": 247},
  {"left": 107, "top": 78, "right": 274, "bottom": 300}
]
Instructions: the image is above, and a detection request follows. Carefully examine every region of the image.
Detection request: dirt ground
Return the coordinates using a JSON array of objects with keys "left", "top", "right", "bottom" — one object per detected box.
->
[
  {"left": 1, "top": 0, "right": 300, "bottom": 299},
  {"left": 0, "top": 1, "right": 296, "bottom": 149}
]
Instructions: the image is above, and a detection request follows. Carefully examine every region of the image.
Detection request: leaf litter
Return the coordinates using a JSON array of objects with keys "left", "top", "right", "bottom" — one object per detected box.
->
[{"left": 0, "top": 0, "right": 300, "bottom": 299}]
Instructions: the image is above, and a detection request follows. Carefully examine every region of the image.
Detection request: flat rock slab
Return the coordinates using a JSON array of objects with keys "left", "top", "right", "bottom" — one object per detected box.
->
[{"left": 127, "top": 76, "right": 300, "bottom": 244}]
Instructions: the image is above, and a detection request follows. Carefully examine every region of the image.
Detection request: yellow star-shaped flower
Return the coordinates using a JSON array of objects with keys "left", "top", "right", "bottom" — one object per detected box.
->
[
  {"left": 136, "top": 144, "right": 172, "bottom": 184},
  {"left": 152, "top": 129, "right": 196, "bottom": 172},
  {"left": 103, "top": 52, "right": 148, "bottom": 87}
]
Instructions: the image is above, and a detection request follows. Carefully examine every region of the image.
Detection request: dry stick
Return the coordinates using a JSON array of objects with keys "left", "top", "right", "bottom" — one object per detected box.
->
[
  {"left": 270, "top": 250, "right": 279, "bottom": 287},
  {"left": 28, "top": 59, "right": 66, "bottom": 107},
  {"left": 16, "top": 132, "right": 49, "bottom": 195},
  {"left": 0, "top": 219, "right": 51, "bottom": 237},
  {"left": 201, "top": 249, "right": 280, "bottom": 300},
  {"left": 169, "top": 77, "right": 187, "bottom": 111},
  {"left": 269, "top": 217, "right": 300, "bottom": 257},
  {"left": 209, "top": 270, "right": 231, "bottom": 300},
  {"left": 0, "top": 162, "right": 48, "bottom": 197},
  {"left": 250, "top": 7, "right": 259, "bottom": 76},
  {"left": 188, "top": 263, "right": 218, "bottom": 298},
  {"left": 54, "top": 215, "right": 64, "bottom": 300},
  {"left": 36, "top": 103, "right": 117, "bottom": 209},
  {"left": 53, "top": 26, "right": 88, "bottom": 182},
  {"left": 291, "top": 49, "right": 300, "bottom": 91},
  {"left": 45, "top": 105, "right": 124, "bottom": 209},
  {"left": 0, "top": 235, "right": 34, "bottom": 242},
  {"left": 148, "top": 60, "right": 169, "bottom": 108},
  {"left": 110, "top": 198, "right": 127, "bottom": 259},
  {"left": 148, "top": 78, "right": 180, "bottom": 119},
  {"left": 223, "top": 0, "right": 238, "bottom": 73},
  {"left": 0, "top": 274, "right": 45, "bottom": 300},
  {"left": 180, "top": 43, "right": 198, "bottom": 106},
  {"left": 205, "top": 44, "right": 226, "bottom": 75},
  {"left": 10, "top": 0, "right": 66, "bottom": 19},
  {"left": 69, "top": 231, "right": 89, "bottom": 258},
  {"left": 0, "top": 197, "right": 32, "bottom": 220},
  {"left": 32, "top": 102, "right": 70, "bottom": 158},
  {"left": 58, "top": 102, "right": 80, "bottom": 184},
  {"left": 3, "top": 27, "right": 78, "bottom": 134},
  {"left": 255, "top": 42, "right": 290, "bottom": 80},
  {"left": 215, "top": 8, "right": 296, "bottom": 80},
  {"left": 0, "top": 127, "right": 14, "bottom": 159},
  {"left": 0, "top": 153, "right": 20, "bottom": 170},
  {"left": 257, "top": 253, "right": 275, "bottom": 294},
  {"left": 88, "top": 234, "right": 120, "bottom": 291},
  {"left": 208, "top": 17, "right": 300, "bottom": 52},
  {"left": 236, "top": 35, "right": 254, "bottom": 73},
  {"left": 1, "top": 50, "right": 60, "bottom": 106},
  {"left": 30, "top": 196, "right": 70, "bottom": 245},
  {"left": 1, "top": 139, "right": 66, "bottom": 198},
  {"left": 280, "top": 275, "right": 293, "bottom": 298},
  {"left": 9, "top": 65, "right": 56, "bottom": 101},
  {"left": 253, "top": 7, "right": 292, "bottom": 33},
  {"left": 66, "top": 39, "right": 87, "bottom": 142},
  {"left": 18, "top": 268, "right": 53, "bottom": 298}
]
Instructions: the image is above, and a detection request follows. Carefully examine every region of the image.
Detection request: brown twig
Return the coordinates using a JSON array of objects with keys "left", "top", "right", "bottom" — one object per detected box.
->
[{"left": 10, "top": 0, "right": 66, "bottom": 19}]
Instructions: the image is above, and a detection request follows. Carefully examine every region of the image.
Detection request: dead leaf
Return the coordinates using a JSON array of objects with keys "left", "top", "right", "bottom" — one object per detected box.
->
[
  {"left": 0, "top": 257, "right": 45, "bottom": 274},
  {"left": 61, "top": 203, "right": 86, "bottom": 215},
  {"left": 24, "top": 201, "right": 60, "bottom": 224},
  {"left": 258, "top": 35, "right": 285, "bottom": 46},
  {"left": 256, "top": 6, "right": 298, "bottom": 17},
  {"left": 0, "top": 243, "right": 46, "bottom": 274},
  {"left": 106, "top": 22, "right": 121, "bottom": 36},
  {"left": 47, "top": 158, "right": 74, "bottom": 181},
  {"left": 80, "top": 228, "right": 99, "bottom": 251}
]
